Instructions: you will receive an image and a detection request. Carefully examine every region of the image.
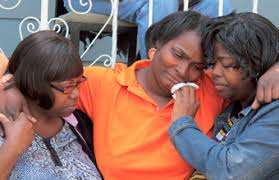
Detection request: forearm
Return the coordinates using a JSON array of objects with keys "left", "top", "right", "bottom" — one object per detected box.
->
[
  {"left": 169, "top": 116, "right": 220, "bottom": 174},
  {"left": 0, "top": 142, "right": 22, "bottom": 180},
  {"left": 169, "top": 115, "right": 279, "bottom": 179}
]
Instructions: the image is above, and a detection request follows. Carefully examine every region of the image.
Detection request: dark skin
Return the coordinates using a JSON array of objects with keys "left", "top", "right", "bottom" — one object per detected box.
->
[
  {"left": 172, "top": 41, "right": 264, "bottom": 121},
  {"left": 2, "top": 30, "right": 279, "bottom": 119},
  {"left": 0, "top": 76, "right": 82, "bottom": 179},
  {"left": 137, "top": 31, "right": 206, "bottom": 108}
]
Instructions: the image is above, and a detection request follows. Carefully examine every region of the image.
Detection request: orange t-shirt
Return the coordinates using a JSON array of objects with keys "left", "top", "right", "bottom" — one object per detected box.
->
[{"left": 77, "top": 60, "right": 226, "bottom": 180}]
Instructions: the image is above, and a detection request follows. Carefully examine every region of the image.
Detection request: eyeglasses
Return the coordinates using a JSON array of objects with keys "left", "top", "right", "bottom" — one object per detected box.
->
[{"left": 50, "top": 76, "right": 87, "bottom": 94}]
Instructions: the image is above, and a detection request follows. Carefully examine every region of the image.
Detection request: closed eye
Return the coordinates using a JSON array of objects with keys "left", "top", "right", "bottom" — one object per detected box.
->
[{"left": 171, "top": 48, "right": 188, "bottom": 60}]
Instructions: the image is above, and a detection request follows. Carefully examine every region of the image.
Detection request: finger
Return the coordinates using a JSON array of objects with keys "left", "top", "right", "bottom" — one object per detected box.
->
[
  {"left": 272, "top": 86, "right": 279, "bottom": 100},
  {"left": 18, "top": 112, "right": 36, "bottom": 124},
  {"left": 1, "top": 74, "right": 13, "bottom": 84},
  {"left": 251, "top": 98, "right": 261, "bottom": 110},
  {"left": 0, "top": 113, "right": 10, "bottom": 135},
  {"left": 263, "top": 85, "right": 272, "bottom": 103},
  {"left": 0, "top": 113, "right": 10, "bottom": 123},
  {"left": 180, "top": 86, "right": 190, "bottom": 96},
  {"left": 28, "top": 116, "right": 37, "bottom": 123},
  {"left": 174, "top": 88, "right": 184, "bottom": 100},
  {"left": 255, "top": 82, "right": 265, "bottom": 104},
  {"left": 188, "top": 86, "right": 195, "bottom": 99}
]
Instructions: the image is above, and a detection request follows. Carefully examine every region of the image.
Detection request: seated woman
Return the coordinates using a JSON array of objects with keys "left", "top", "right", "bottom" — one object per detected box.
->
[
  {"left": 0, "top": 31, "right": 102, "bottom": 179},
  {"left": 169, "top": 12, "right": 279, "bottom": 179}
]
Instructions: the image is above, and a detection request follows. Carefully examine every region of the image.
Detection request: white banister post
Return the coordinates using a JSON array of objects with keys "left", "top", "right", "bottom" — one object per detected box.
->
[
  {"left": 111, "top": 0, "right": 119, "bottom": 68},
  {"left": 40, "top": 0, "right": 49, "bottom": 30},
  {"left": 183, "top": 0, "right": 189, "bottom": 11},
  {"left": 218, "top": 0, "right": 223, "bottom": 16},
  {"left": 148, "top": 0, "right": 153, "bottom": 27},
  {"left": 253, "top": 0, "right": 258, "bottom": 13}
]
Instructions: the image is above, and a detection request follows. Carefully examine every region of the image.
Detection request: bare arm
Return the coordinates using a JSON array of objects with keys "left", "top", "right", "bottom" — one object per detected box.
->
[{"left": 0, "top": 141, "right": 23, "bottom": 180}]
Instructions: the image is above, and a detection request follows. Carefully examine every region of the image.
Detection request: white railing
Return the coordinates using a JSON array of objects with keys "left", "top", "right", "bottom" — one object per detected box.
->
[
  {"left": 68, "top": 0, "right": 92, "bottom": 15},
  {"left": 0, "top": 0, "right": 21, "bottom": 10},
  {"left": 183, "top": 0, "right": 189, "bottom": 11},
  {"left": 0, "top": 0, "right": 260, "bottom": 68}
]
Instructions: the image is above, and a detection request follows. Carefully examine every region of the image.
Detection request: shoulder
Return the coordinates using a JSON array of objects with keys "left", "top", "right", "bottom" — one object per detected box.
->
[
  {"left": 83, "top": 63, "right": 128, "bottom": 79},
  {"left": 80, "top": 63, "right": 128, "bottom": 93},
  {"left": 248, "top": 100, "right": 279, "bottom": 125}
]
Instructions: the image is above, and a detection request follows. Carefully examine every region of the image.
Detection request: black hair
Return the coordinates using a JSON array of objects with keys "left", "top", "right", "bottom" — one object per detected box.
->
[
  {"left": 203, "top": 12, "right": 279, "bottom": 79},
  {"left": 144, "top": 21, "right": 159, "bottom": 57},
  {"left": 146, "top": 10, "right": 210, "bottom": 50},
  {"left": 8, "top": 30, "right": 83, "bottom": 109}
]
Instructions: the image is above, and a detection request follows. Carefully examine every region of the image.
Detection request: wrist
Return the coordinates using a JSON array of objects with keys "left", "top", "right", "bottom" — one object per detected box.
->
[{"left": 3, "top": 139, "right": 26, "bottom": 157}]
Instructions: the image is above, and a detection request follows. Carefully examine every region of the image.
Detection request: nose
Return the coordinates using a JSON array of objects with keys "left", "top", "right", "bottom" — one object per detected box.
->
[
  {"left": 69, "top": 87, "right": 80, "bottom": 99},
  {"left": 212, "top": 62, "right": 223, "bottom": 78},
  {"left": 176, "top": 61, "right": 190, "bottom": 81}
]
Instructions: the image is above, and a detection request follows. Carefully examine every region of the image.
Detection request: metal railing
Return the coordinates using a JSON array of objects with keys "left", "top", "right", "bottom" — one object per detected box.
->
[{"left": 0, "top": 0, "right": 259, "bottom": 67}]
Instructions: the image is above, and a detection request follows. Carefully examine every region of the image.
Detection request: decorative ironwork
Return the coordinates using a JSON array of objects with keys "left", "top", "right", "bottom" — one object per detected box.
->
[
  {"left": 48, "top": 18, "right": 69, "bottom": 38},
  {"left": 19, "top": 16, "right": 41, "bottom": 40},
  {"left": 67, "top": 0, "right": 93, "bottom": 15},
  {"left": 0, "top": 0, "right": 21, "bottom": 10}
]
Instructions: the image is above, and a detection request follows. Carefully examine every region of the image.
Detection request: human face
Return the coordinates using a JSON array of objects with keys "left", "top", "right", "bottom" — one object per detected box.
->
[
  {"left": 211, "top": 41, "right": 255, "bottom": 103},
  {"left": 49, "top": 75, "right": 85, "bottom": 117},
  {"left": 151, "top": 31, "right": 206, "bottom": 95}
]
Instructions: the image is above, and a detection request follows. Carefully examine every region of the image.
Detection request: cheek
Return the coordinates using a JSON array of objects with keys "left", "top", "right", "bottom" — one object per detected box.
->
[
  {"left": 189, "top": 70, "right": 203, "bottom": 82},
  {"left": 52, "top": 93, "right": 69, "bottom": 110},
  {"left": 224, "top": 73, "right": 242, "bottom": 89}
]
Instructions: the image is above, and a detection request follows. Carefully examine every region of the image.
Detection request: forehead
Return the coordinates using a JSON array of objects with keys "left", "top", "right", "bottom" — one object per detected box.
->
[
  {"left": 213, "top": 41, "right": 235, "bottom": 63},
  {"left": 52, "top": 75, "right": 83, "bottom": 86},
  {"left": 164, "top": 31, "right": 203, "bottom": 62}
]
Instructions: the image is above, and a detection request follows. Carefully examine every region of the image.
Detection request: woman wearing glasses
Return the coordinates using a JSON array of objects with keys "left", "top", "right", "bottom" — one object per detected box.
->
[{"left": 0, "top": 31, "right": 102, "bottom": 180}]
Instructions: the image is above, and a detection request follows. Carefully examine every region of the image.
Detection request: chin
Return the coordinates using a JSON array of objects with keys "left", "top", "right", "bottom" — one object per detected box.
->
[
  {"left": 60, "top": 108, "right": 76, "bottom": 117},
  {"left": 218, "top": 91, "right": 229, "bottom": 99}
]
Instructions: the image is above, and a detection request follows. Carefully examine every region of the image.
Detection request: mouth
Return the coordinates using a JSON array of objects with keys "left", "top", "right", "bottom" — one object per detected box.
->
[
  {"left": 66, "top": 102, "right": 77, "bottom": 108},
  {"left": 213, "top": 82, "right": 227, "bottom": 91}
]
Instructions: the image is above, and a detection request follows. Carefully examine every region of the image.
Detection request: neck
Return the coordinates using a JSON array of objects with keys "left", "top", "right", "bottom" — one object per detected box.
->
[
  {"left": 26, "top": 100, "right": 64, "bottom": 138},
  {"left": 136, "top": 67, "right": 172, "bottom": 108},
  {"left": 239, "top": 91, "right": 256, "bottom": 109}
]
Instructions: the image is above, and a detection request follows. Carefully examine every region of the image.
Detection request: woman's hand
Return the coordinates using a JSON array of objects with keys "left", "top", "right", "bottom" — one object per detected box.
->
[
  {"left": 0, "top": 112, "right": 36, "bottom": 155},
  {"left": 252, "top": 63, "right": 279, "bottom": 109},
  {"left": 0, "top": 112, "right": 36, "bottom": 180},
  {"left": 172, "top": 86, "right": 199, "bottom": 121},
  {"left": 0, "top": 74, "right": 31, "bottom": 120}
]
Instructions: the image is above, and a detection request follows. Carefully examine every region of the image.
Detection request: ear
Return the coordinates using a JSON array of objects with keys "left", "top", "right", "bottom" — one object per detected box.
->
[{"left": 148, "top": 48, "right": 157, "bottom": 60}]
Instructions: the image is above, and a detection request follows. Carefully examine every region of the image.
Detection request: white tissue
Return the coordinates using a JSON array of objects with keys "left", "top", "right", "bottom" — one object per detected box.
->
[{"left": 171, "top": 82, "right": 199, "bottom": 99}]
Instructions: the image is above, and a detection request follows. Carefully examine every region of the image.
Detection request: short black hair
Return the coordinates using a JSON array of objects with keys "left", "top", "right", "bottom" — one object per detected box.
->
[
  {"left": 8, "top": 30, "right": 83, "bottom": 109},
  {"left": 203, "top": 12, "right": 279, "bottom": 79},
  {"left": 144, "top": 21, "right": 157, "bottom": 56},
  {"left": 145, "top": 11, "right": 210, "bottom": 50}
]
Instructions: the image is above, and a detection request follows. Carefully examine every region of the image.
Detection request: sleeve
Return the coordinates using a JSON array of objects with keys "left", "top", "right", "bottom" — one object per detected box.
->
[
  {"left": 168, "top": 106, "right": 279, "bottom": 179},
  {"left": 77, "top": 66, "right": 115, "bottom": 121},
  {"left": 76, "top": 66, "right": 100, "bottom": 121}
]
